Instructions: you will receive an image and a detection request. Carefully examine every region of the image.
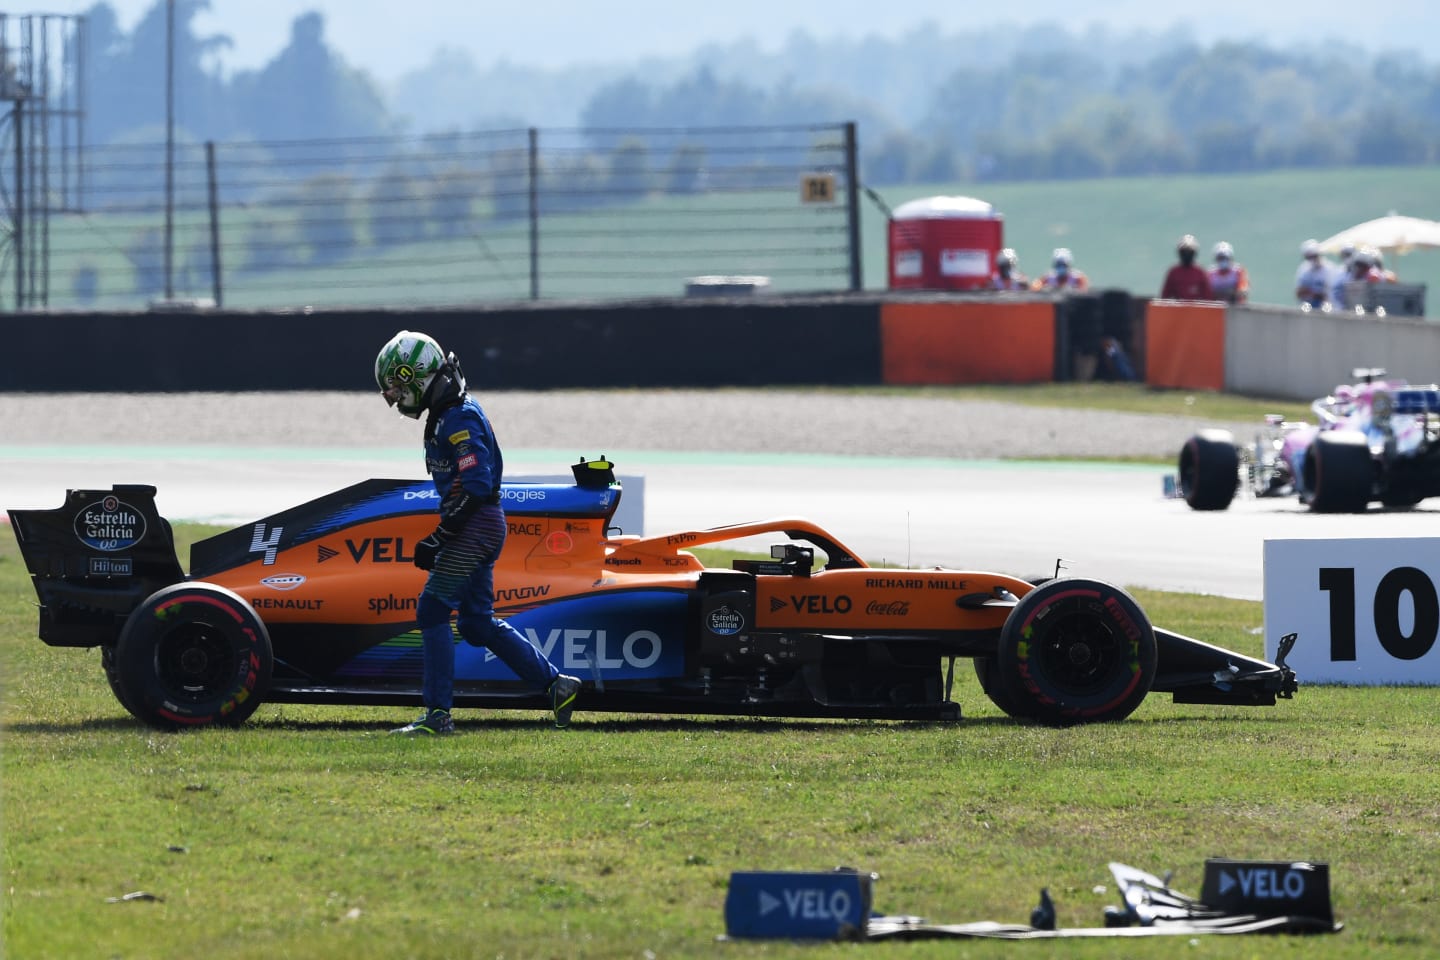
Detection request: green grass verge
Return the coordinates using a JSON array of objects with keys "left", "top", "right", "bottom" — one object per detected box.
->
[{"left": 3, "top": 529, "right": 1435, "bottom": 958}]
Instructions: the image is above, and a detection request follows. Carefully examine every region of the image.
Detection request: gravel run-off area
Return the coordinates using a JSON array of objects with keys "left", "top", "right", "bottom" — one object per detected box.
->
[{"left": 0, "top": 390, "right": 1253, "bottom": 462}]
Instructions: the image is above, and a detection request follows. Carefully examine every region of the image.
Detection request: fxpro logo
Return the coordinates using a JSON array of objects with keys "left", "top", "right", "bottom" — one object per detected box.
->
[{"left": 514, "top": 627, "right": 663, "bottom": 670}]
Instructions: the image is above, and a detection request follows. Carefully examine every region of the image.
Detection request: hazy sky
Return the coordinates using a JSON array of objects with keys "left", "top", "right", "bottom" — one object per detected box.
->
[{"left": 42, "top": 0, "right": 1440, "bottom": 83}]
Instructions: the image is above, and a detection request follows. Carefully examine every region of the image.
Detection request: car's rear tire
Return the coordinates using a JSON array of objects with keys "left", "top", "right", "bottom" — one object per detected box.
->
[
  {"left": 114, "top": 582, "right": 272, "bottom": 729},
  {"left": 1178, "top": 430, "right": 1239, "bottom": 511},
  {"left": 101, "top": 644, "right": 139, "bottom": 718},
  {"left": 1303, "top": 431, "right": 1372, "bottom": 513},
  {"left": 995, "top": 579, "right": 1157, "bottom": 725}
]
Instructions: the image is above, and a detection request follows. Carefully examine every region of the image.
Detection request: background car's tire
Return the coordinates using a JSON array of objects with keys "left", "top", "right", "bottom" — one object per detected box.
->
[
  {"left": 1303, "top": 431, "right": 1372, "bottom": 513},
  {"left": 995, "top": 578, "right": 1157, "bottom": 725},
  {"left": 114, "top": 582, "right": 272, "bottom": 729},
  {"left": 1178, "top": 430, "right": 1239, "bottom": 511}
]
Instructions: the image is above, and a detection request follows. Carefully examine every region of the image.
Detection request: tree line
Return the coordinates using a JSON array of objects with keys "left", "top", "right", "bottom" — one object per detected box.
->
[{"left": 77, "top": 2, "right": 1440, "bottom": 184}]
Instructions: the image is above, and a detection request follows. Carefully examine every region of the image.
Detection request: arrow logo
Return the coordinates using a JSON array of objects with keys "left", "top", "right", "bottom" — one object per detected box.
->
[
  {"left": 769, "top": 596, "right": 787, "bottom": 613},
  {"left": 317, "top": 544, "right": 339, "bottom": 563},
  {"left": 1219, "top": 871, "right": 1236, "bottom": 895},
  {"left": 759, "top": 891, "right": 781, "bottom": 916}
]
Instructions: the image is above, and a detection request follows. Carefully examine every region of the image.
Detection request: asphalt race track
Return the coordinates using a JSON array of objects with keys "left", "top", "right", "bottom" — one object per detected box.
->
[{"left": 6, "top": 443, "right": 1435, "bottom": 602}]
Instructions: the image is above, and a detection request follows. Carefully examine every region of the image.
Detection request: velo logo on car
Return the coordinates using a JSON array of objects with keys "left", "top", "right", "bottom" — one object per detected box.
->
[
  {"left": 73, "top": 495, "right": 146, "bottom": 552},
  {"left": 455, "top": 591, "right": 688, "bottom": 680}
]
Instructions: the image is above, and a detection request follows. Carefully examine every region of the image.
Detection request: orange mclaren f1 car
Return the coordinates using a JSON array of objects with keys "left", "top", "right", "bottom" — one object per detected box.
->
[{"left": 9, "top": 458, "right": 1297, "bottom": 729}]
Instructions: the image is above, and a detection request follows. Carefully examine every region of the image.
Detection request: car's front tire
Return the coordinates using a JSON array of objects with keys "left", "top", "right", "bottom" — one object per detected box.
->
[{"left": 995, "top": 579, "right": 1157, "bottom": 725}]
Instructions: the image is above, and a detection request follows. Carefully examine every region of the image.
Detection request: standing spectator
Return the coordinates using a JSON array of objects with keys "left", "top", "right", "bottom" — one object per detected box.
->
[
  {"left": 1160, "top": 234, "right": 1214, "bottom": 300},
  {"left": 1335, "top": 248, "right": 1389, "bottom": 311},
  {"left": 1033, "top": 248, "right": 1090, "bottom": 292},
  {"left": 1371, "top": 248, "right": 1398, "bottom": 283},
  {"left": 1294, "top": 239, "right": 1332, "bottom": 309},
  {"left": 1347, "top": 248, "right": 1384, "bottom": 283},
  {"left": 1207, "top": 241, "right": 1249, "bottom": 304},
  {"left": 991, "top": 248, "right": 1029, "bottom": 290}
]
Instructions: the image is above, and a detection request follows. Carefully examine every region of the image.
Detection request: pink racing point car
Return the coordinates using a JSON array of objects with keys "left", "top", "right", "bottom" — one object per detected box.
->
[{"left": 1179, "top": 369, "right": 1440, "bottom": 512}]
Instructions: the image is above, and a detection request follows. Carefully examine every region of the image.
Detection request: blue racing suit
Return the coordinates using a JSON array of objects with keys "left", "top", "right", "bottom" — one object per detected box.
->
[{"left": 416, "top": 394, "right": 559, "bottom": 710}]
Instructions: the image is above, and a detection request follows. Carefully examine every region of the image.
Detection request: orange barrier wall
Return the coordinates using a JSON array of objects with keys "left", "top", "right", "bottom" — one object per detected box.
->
[
  {"left": 1144, "top": 301, "right": 1226, "bottom": 391},
  {"left": 879, "top": 300, "right": 1055, "bottom": 384}
]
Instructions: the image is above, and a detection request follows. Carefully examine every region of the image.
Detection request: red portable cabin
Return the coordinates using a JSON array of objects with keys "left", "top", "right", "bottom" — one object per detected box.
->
[{"left": 887, "top": 195, "right": 1004, "bottom": 291}]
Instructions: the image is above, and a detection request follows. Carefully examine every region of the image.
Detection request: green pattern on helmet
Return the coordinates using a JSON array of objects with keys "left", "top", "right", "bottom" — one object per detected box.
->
[{"left": 375, "top": 330, "right": 445, "bottom": 419}]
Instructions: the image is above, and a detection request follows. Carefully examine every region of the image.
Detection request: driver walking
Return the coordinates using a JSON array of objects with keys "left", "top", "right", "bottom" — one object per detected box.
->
[{"left": 374, "top": 329, "right": 581, "bottom": 735}]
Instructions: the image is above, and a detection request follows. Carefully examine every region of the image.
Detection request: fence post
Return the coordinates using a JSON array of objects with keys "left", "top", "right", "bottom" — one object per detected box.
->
[
  {"left": 844, "top": 121, "right": 862, "bottom": 292},
  {"left": 206, "top": 141, "right": 223, "bottom": 308},
  {"left": 12, "top": 97, "right": 22, "bottom": 310},
  {"left": 528, "top": 127, "right": 539, "bottom": 300}
]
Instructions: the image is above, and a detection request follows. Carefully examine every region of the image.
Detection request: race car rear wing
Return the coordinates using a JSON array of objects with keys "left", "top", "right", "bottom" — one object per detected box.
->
[{"left": 9, "top": 485, "right": 186, "bottom": 648}]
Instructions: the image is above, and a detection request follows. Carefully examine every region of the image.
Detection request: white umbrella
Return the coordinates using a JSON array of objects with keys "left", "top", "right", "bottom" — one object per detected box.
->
[{"left": 1319, "top": 214, "right": 1440, "bottom": 256}]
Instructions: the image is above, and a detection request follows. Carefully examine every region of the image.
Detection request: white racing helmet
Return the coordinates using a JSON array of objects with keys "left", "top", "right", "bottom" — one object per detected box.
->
[{"left": 375, "top": 330, "right": 449, "bottom": 419}]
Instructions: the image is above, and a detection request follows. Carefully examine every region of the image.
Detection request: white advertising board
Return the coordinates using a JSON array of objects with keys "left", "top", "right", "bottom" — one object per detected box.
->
[
  {"left": 893, "top": 250, "right": 922, "bottom": 278},
  {"left": 939, "top": 249, "right": 988, "bottom": 277},
  {"left": 1264, "top": 538, "right": 1440, "bottom": 684}
]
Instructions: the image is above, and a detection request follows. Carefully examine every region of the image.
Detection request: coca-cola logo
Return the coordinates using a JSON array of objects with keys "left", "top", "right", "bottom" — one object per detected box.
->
[{"left": 866, "top": 600, "right": 911, "bottom": 616}]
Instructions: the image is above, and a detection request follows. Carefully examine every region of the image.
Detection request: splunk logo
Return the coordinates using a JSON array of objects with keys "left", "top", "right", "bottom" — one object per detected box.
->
[
  {"left": 517, "top": 627, "right": 663, "bottom": 670},
  {"left": 369, "top": 594, "right": 418, "bottom": 616}
]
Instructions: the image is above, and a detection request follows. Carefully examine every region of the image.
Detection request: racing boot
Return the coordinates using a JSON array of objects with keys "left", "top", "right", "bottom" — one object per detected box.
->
[
  {"left": 391, "top": 707, "right": 455, "bottom": 736},
  {"left": 549, "top": 675, "right": 581, "bottom": 728}
]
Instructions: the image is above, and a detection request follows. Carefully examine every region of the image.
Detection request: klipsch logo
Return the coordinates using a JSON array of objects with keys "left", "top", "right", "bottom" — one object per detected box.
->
[{"left": 74, "top": 496, "right": 146, "bottom": 552}]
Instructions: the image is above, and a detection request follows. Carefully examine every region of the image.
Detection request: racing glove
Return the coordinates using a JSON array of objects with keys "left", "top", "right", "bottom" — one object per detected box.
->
[
  {"left": 412, "top": 528, "right": 452, "bottom": 570},
  {"left": 414, "top": 490, "right": 486, "bottom": 569}
]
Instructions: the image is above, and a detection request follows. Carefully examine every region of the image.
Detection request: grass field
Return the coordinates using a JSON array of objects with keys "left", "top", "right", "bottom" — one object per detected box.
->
[
  {"left": 27, "top": 165, "right": 1440, "bottom": 311},
  {"left": 863, "top": 166, "right": 1440, "bottom": 308},
  {"left": 3, "top": 523, "right": 1437, "bottom": 959}
]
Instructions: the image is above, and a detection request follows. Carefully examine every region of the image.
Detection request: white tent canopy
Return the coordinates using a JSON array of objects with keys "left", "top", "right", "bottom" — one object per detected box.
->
[{"left": 1319, "top": 214, "right": 1440, "bottom": 256}]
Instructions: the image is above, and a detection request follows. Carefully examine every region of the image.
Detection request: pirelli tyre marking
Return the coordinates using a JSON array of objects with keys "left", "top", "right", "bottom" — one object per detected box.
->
[
  {"left": 114, "top": 583, "right": 274, "bottom": 728},
  {"left": 996, "top": 579, "right": 1157, "bottom": 725}
]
